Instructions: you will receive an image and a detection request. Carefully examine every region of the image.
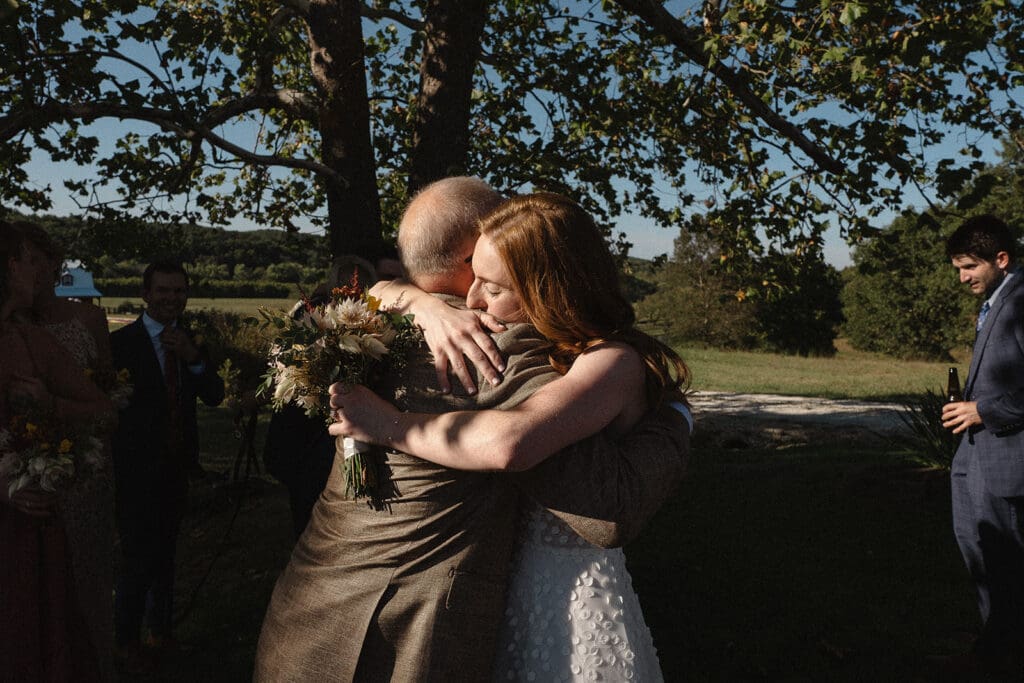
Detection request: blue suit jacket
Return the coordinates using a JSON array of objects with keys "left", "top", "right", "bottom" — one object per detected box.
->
[{"left": 961, "top": 270, "right": 1024, "bottom": 497}]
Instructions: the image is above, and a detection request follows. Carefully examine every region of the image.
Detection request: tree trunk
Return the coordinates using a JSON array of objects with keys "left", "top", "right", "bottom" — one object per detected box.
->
[
  {"left": 408, "top": 0, "right": 489, "bottom": 193},
  {"left": 306, "top": 0, "right": 384, "bottom": 261}
]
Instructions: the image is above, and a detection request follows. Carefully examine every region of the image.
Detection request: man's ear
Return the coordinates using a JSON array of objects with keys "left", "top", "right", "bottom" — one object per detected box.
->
[{"left": 996, "top": 251, "right": 1012, "bottom": 271}]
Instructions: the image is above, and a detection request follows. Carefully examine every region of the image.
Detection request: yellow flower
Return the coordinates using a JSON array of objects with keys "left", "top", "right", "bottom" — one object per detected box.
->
[
  {"left": 25, "top": 423, "right": 38, "bottom": 435},
  {"left": 59, "top": 439, "right": 73, "bottom": 454}
]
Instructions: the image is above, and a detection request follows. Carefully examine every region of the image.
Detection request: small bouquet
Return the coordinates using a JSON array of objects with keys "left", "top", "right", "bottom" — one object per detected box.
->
[
  {"left": 85, "top": 366, "right": 134, "bottom": 410},
  {"left": 258, "top": 272, "right": 421, "bottom": 503},
  {"left": 0, "top": 407, "right": 105, "bottom": 499}
]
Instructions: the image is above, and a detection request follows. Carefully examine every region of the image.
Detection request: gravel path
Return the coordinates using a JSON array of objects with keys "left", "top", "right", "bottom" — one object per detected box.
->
[{"left": 687, "top": 391, "right": 910, "bottom": 448}]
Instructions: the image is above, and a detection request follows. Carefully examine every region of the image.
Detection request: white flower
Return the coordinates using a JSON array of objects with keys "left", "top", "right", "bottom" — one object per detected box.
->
[
  {"left": 0, "top": 428, "right": 11, "bottom": 450},
  {"left": 273, "top": 366, "right": 300, "bottom": 403},
  {"left": 336, "top": 334, "right": 363, "bottom": 354},
  {"left": 28, "top": 454, "right": 49, "bottom": 476},
  {"left": 296, "top": 392, "right": 322, "bottom": 412},
  {"left": 332, "top": 298, "right": 374, "bottom": 328},
  {"left": 307, "top": 307, "right": 330, "bottom": 330},
  {"left": 359, "top": 335, "right": 389, "bottom": 360}
]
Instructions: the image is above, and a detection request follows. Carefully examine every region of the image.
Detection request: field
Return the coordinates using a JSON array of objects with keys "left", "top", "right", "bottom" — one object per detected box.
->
[
  {"left": 105, "top": 298, "right": 982, "bottom": 681},
  {"left": 103, "top": 296, "right": 965, "bottom": 401},
  {"left": 680, "top": 340, "right": 967, "bottom": 401},
  {"left": 104, "top": 296, "right": 296, "bottom": 321}
]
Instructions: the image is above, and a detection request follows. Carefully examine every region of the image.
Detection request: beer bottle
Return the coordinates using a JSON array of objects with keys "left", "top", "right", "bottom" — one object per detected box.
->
[{"left": 947, "top": 367, "right": 963, "bottom": 403}]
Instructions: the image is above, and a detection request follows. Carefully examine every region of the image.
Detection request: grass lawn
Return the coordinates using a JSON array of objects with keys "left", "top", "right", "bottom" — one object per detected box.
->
[
  {"left": 679, "top": 340, "right": 969, "bottom": 402},
  {"left": 103, "top": 296, "right": 296, "bottom": 319},
  {"left": 126, "top": 408, "right": 981, "bottom": 682}
]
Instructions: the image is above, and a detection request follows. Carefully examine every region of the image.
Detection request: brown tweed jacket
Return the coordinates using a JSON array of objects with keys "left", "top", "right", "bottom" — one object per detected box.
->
[{"left": 253, "top": 320, "right": 689, "bottom": 682}]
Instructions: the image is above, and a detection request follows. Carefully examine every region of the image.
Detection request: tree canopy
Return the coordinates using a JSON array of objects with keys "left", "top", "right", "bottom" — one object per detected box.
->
[{"left": 3, "top": 1, "right": 1022, "bottom": 260}]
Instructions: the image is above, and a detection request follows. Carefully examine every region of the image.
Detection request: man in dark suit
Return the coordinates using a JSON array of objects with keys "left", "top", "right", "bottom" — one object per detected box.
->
[
  {"left": 110, "top": 261, "right": 224, "bottom": 664},
  {"left": 942, "top": 215, "right": 1024, "bottom": 676}
]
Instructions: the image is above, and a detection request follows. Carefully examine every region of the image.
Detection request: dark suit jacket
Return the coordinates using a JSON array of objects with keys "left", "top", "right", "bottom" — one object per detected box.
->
[
  {"left": 110, "top": 316, "right": 224, "bottom": 514},
  {"left": 961, "top": 270, "right": 1024, "bottom": 497}
]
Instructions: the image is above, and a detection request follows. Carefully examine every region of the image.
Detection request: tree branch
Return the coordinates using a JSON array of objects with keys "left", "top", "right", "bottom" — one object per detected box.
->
[
  {"left": 612, "top": 0, "right": 846, "bottom": 176},
  {"left": 360, "top": 3, "right": 423, "bottom": 32},
  {"left": 0, "top": 101, "right": 342, "bottom": 184}
]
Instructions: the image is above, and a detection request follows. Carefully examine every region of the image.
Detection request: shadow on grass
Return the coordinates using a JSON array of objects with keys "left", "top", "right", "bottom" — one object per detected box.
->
[
  {"left": 629, "top": 443, "right": 977, "bottom": 682},
  {"left": 122, "top": 410, "right": 979, "bottom": 682}
]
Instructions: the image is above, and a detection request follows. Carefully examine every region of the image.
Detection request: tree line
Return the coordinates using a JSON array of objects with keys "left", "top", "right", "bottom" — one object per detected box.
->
[{"left": 15, "top": 212, "right": 332, "bottom": 285}]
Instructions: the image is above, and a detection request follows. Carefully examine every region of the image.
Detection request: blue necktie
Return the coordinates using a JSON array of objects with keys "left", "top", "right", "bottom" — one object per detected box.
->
[{"left": 977, "top": 301, "right": 991, "bottom": 332}]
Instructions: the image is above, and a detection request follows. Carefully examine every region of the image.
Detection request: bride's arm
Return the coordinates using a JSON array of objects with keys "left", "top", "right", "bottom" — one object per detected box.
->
[
  {"left": 329, "top": 344, "right": 646, "bottom": 472},
  {"left": 370, "top": 278, "right": 507, "bottom": 393}
]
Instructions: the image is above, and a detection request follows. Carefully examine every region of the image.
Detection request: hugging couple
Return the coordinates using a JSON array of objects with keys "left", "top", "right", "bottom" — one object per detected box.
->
[{"left": 254, "top": 177, "right": 692, "bottom": 682}]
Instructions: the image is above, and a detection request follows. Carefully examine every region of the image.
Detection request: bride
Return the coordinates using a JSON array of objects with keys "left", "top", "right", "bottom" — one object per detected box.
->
[{"left": 329, "top": 192, "right": 688, "bottom": 681}]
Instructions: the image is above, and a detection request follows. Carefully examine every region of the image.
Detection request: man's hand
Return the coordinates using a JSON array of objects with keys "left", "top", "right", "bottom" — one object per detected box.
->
[
  {"left": 942, "top": 400, "right": 983, "bottom": 434},
  {"left": 161, "top": 327, "right": 201, "bottom": 364}
]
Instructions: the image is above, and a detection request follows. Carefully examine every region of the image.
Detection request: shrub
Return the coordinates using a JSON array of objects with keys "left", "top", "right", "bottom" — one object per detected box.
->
[{"left": 895, "top": 389, "right": 960, "bottom": 469}]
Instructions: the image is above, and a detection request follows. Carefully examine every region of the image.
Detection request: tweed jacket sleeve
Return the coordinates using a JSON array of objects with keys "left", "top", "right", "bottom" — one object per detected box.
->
[{"left": 514, "top": 401, "right": 689, "bottom": 548}]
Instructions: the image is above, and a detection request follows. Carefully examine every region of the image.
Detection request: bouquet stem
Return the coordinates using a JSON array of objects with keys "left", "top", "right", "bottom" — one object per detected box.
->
[{"left": 341, "top": 437, "right": 386, "bottom": 509}]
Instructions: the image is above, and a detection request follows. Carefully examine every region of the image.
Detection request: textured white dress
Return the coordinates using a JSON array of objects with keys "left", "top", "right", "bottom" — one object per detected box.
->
[{"left": 493, "top": 503, "right": 664, "bottom": 682}]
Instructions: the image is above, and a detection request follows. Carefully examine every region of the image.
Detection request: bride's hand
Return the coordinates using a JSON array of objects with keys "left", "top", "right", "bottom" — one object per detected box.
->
[
  {"left": 328, "top": 384, "right": 399, "bottom": 445},
  {"left": 371, "top": 279, "right": 507, "bottom": 394},
  {"left": 1, "top": 483, "right": 57, "bottom": 518},
  {"left": 415, "top": 297, "right": 507, "bottom": 395}
]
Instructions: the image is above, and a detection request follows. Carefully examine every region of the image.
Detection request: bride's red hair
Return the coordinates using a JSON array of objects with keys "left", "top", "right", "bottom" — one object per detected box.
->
[{"left": 478, "top": 192, "right": 689, "bottom": 404}]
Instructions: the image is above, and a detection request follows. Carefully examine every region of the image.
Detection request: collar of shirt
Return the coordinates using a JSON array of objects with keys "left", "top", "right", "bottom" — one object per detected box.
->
[{"left": 983, "top": 265, "right": 1019, "bottom": 310}]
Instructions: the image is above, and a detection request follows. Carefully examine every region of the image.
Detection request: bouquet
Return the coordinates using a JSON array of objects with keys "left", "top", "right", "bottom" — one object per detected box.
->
[
  {"left": 0, "top": 407, "right": 105, "bottom": 499},
  {"left": 258, "top": 272, "right": 421, "bottom": 503}
]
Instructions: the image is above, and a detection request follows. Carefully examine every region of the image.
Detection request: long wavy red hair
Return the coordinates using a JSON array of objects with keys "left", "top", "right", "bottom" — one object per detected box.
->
[{"left": 478, "top": 192, "right": 689, "bottom": 405}]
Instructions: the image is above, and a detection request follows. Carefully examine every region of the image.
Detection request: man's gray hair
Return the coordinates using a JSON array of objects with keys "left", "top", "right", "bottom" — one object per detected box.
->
[{"left": 397, "top": 176, "right": 503, "bottom": 280}]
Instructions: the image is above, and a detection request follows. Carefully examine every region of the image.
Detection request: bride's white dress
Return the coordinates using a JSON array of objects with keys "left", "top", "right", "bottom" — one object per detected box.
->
[{"left": 493, "top": 503, "right": 664, "bottom": 682}]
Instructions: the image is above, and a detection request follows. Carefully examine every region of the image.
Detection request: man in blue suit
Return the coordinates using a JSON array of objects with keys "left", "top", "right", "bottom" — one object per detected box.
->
[
  {"left": 943, "top": 214, "right": 1024, "bottom": 675},
  {"left": 110, "top": 261, "right": 224, "bottom": 666}
]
